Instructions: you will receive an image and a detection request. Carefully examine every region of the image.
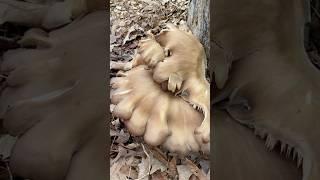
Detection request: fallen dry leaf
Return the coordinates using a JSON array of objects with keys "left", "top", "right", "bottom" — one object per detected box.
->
[
  {"left": 177, "top": 165, "right": 193, "bottom": 180},
  {"left": 150, "top": 169, "right": 168, "bottom": 180},
  {"left": 110, "top": 158, "right": 128, "bottom": 180},
  {"left": 168, "top": 157, "right": 178, "bottom": 180},
  {"left": 189, "top": 174, "right": 200, "bottom": 180},
  {"left": 115, "top": 129, "right": 130, "bottom": 144},
  {"left": 137, "top": 157, "right": 150, "bottom": 180},
  {"left": 185, "top": 159, "right": 208, "bottom": 180},
  {"left": 111, "top": 146, "right": 128, "bottom": 165},
  {"left": 149, "top": 147, "right": 169, "bottom": 167}
]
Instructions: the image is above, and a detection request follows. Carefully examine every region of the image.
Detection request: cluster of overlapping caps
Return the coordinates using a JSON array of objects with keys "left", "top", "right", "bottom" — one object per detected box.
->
[{"left": 110, "top": 24, "right": 210, "bottom": 154}]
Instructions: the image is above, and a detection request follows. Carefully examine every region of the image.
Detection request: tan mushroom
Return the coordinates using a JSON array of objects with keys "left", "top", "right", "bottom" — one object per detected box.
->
[
  {"left": 121, "top": 32, "right": 167, "bottom": 70},
  {"left": 111, "top": 25, "right": 210, "bottom": 153},
  {"left": 153, "top": 24, "right": 210, "bottom": 143},
  {"left": 111, "top": 66, "right": 208, "bottom": 154}
]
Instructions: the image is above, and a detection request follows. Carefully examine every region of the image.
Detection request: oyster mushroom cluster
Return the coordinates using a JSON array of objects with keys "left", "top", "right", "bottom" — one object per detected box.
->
[{"left": 111, "top": 24, "right": 210, "bottom": 154}]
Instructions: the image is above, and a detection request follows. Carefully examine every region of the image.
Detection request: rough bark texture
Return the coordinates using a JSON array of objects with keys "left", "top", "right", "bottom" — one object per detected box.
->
[{"left": 187, "top": 0, "right": 210, "bottom": 59}]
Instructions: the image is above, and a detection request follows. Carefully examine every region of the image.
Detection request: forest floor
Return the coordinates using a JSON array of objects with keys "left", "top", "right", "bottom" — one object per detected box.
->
[{"left": 109, "top": 0, "right": 210, "bottom": 179}]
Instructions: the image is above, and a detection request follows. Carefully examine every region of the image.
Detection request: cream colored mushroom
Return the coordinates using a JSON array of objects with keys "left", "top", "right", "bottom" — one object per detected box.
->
[
  {"left": 111, "top": 66, "right": 208, "bottom": 154},
  {"left": 111, "top": 25, "right": 210, "bottom": 153},
  {"left": 153, "top": 24, "right": 210, "bottom": 143}
]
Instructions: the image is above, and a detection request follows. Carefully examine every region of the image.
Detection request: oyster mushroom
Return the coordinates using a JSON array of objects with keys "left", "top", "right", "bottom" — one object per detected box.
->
[
  {"left": 111, "top": 66, "right": 208, "bottom": 154},
  {"left": 111, "top": 25, "right": 210, "bottom": 153},
  {"left": 116, "top": 32, "right": 167, "bottom": 71},
  {"left": 153, "top": 24, "right": 210, "bottom": 144}
]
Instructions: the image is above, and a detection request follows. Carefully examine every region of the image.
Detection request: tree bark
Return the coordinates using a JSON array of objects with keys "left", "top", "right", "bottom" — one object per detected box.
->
[{"left": 187, "top": 0, "right": 210, "bottom": 58}]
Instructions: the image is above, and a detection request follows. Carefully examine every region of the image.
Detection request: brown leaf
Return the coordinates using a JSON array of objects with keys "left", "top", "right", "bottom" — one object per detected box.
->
[
  {"left": 185, "top": 159, "right": 207, "bottom": 180},
  {"left": 138, "top": 157, "right": 150, "bottom": 179},
  {"left": 177, "top": 165, "right": 193, "bottom": 180},
  {"left": 111, "top": 146, "right": 127, "bottom": 165},
  {"left": 189, "top": 174, "right": 200, "bottom": 180},
  {"left": 110, "top": 34, "right": 117, "bottom": 44},
  {"left": 120, "top": 163, "right": 139, "bottom": 179},
  {"left": 119, "top": 164, "right": 131, "bottom": 175},
  {"left": 110, "top": 129, "right": 118, "bottom": 137},
  {"left": 168, "top": 157, "right": 178, "bottom": 180},
  {"left": 115, "top": 129, "right": 130, "bottom": 144},
  {"left": 150, "top": 169, "right": 168, "bottom": 180},
  {"left": 125, "top": 143, "right": 140, "bottom": 150},
  {"left": 148, "top": 147, "right": 168, "bottom": 166},
  {"left": 110, "top": 158, "right": 127, "bottom": 180}
]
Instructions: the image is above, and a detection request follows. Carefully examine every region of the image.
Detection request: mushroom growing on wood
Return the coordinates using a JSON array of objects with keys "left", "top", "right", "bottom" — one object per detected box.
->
[
  {"left": 111, "top": 24, "right": 210, "bottom": 153},
  {"left": 111, "top": 66, "right": 208, "bottom": 154},
  {"left": 154, "top": 24, "right": 210, "bottom": 144}
]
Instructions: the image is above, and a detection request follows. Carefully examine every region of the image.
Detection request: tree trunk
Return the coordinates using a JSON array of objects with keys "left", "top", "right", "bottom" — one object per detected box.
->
[{"left": 187, "top": 0, "right": 210, "bottom": 58}]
